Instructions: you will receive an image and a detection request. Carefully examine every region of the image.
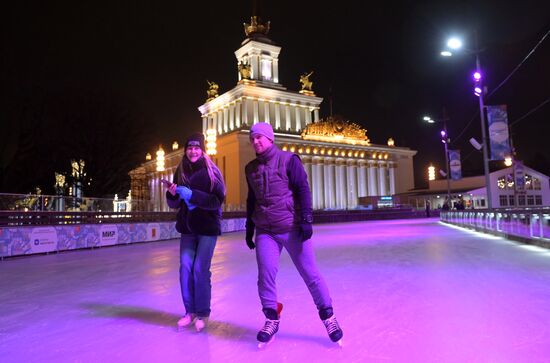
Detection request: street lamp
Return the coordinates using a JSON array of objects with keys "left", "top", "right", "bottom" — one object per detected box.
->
[
  {"left": 441, "top": 34, "right": 493, "bottom": 210},
  {"left": 423, "top": 112, "right": 451, "bottom": 205}
]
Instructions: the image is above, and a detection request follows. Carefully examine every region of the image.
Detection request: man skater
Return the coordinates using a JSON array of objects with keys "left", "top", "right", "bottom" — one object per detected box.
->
[{"left": 245, "top": 122, "right": 343, "bottom": 346}]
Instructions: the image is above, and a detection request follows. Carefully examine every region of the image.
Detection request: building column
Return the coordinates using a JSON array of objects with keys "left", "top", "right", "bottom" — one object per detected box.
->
[
  {"left": 253, "top": 100, "right": 259, "bottom": 124},
  {"left": 378, "top": 162, "right": 387, "bottom": 196},
  {"left": 263, "top": 101, "right": 270, "bottom": 124},
  {"left": 312, "top": 157, "right": 324, "bottom": 210},
  {"left": 368, "top": 161, "right": 378, "bottom": 196},
  {"left": 212, "top": 113, "right": 218, "bottom": 135},
  {"left": 273, "top": 59, "right": 279, "bottom": 83},
  {"left": 314, "top": 108, "right": 320, "bottom": 122},
  {"left": 229, "top": 104, "right": 235, "bottom": 130},
  {"left": 285, "top": 104, "right": 291, "bottom": 131},
  {"left": 202, "top": 116, "right": 207, "bottom": 134},
  {"left": 236, "top": 99, "right": 242, "bottom": 127},
  {"left": 275, "top": 103, "right": 281, "bottom": 130},
  {"left": 223, "top": 107, "right": 229, "bottom": 133},
  {"left": 335, "top": 159, "right": 347, "bottom": 209},
  {"left": 217, "top": 110, "right": 223, "bottom": 134},
  {"left": 305, "top": 106, "right": 312, "bottom": 125},
  {"left": 295, "top": 106, "right": 302, "bottom": 131},
  {"left": 347, "top": 159, "right": 358, "bottom": 208},
  {"left": 243, "top": 98, "right": 248, "bottom": 126},
  {"left": 324, "top": 158, "right": 336, "bottom": 209},
  {"left": 357, "top": 160, "right": 368, "bottom": 197},
  {"left": 388, "top": 162, "right": 396, "bottom": 195},
  {"left": 302, "top": 156, "right": 312, "bottom": 194}
]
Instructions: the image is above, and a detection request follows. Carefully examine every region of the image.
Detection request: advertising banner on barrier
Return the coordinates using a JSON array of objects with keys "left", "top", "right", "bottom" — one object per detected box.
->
[
  {"left": 486, "top": 105, "right": 511, "bottom": 160},
  {"left": 448, "top": 150, "right": 462, "bottom": 180},
  {"left": 147, "top": 223, "right": 160, "bottom": 241},
  {"left": 99, "top": 225, "right": 118, "bottom": 246},
  {"left": 30, "top": 227, "right": 58, "bottom": 253}
]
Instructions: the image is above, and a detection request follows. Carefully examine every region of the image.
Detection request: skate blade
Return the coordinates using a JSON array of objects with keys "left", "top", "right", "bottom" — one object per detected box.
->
[
  {"left": 334, "top": 338, "right": 343, "bottom": 348},
  {"left": 257, "top": 336, "right": 275, "bottom": 349}
]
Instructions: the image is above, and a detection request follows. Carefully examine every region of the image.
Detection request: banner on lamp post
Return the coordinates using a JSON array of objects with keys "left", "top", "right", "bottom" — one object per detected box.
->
[
  {"left": 486, "top": 105, "right": 511, "bottom": 160},
  {"left": 448, "top": 150, "right": 462, "bottom": 180}
]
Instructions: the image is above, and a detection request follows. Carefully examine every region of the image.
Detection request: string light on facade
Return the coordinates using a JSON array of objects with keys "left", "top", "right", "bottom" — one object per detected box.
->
[
  {"left": 156, "top": 146, "right": 165, "bottom": 172},
  {"left": 206, "top": 129, "right": 217, "bottom": 155},
  {"left": 428, "top": 165, "right": 436, "bottom": 181}
]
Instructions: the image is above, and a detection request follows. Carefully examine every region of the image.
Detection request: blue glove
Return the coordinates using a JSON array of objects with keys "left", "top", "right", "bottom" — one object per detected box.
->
[{"left": 176, "top": 186, "right": 192, "bottom": 201}]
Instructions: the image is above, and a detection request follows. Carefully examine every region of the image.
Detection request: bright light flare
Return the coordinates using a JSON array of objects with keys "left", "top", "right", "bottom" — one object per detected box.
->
[{"left": 447, "top": 37, "right": 462, "bottom": 49}]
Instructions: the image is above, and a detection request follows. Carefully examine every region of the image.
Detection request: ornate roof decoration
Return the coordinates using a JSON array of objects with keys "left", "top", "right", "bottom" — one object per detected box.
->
[
  {"left": 301, "top": 116, "right": 370, "bottom": 146},
  {"left": 244, "top": 16, "right": 270, "bottom": 37}
]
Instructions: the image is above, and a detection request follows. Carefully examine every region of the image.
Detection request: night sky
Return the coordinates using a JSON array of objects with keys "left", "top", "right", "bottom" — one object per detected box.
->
[{"left": 2, "top": 1, "right": 550, "bottom": 195}]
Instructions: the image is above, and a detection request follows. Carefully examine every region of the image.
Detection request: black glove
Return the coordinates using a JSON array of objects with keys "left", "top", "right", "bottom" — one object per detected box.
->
[
  {"left": 245, "top": 219, "right": 255, "bottom": 250},
  {"left": 300, "top": 214, "right": 313, "bottom": 242}
]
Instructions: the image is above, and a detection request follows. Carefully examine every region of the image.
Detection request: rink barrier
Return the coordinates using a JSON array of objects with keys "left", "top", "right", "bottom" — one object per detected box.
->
[
  {"left": 441, "top": 209, "right": 550, "bottom": 248},
  {"left": 0, "top": 216, "right": 246, "bottom": 259},
  {"left": 0, "top": 208, "right": 429, "bottom": 259}
]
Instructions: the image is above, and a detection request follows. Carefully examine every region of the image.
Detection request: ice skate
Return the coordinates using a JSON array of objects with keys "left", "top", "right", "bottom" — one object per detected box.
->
[
  {"left": 322, "top": 315, "right": 343, "bottom": 347},
  {"left": 194, "top": 317, "right": 208, "bottom": 332},
  {"left": 176, "top": 313, "right": 195, "bottom": 331},
  {"left": 257, "top": 302, "right": 283, "bottom": 348}
]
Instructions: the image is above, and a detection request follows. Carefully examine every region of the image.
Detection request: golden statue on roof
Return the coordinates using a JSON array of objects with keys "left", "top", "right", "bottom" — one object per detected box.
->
[
  {"left": 206, "top": 80, "right": 219, "bottom": 101},
  {"left": 299, "top": 71, "right": 314, "bottom": 91},
  {"left": 244, "top": 16, "right": 270, "bottom": 37},
  {"left": 238, "top": 61, "right": 251, "bottom": 80},
  {"left": 301, "top": 116, "right": 370, "bottom": 145}
]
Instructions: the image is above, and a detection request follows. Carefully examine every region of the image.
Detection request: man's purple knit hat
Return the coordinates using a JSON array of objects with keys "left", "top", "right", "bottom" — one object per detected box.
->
[{"left": 250, "top": 122, "right": 274, "bottom": 141}]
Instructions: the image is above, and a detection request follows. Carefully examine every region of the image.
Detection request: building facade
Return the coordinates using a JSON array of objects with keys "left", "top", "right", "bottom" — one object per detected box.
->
[{"left": 129, "top": 17, "right": 417, "bottom": 211}]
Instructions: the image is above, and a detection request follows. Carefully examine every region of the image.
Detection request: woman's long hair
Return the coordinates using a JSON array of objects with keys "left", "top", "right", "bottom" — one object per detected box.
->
[{"left": 177, "top": 152, "right": 224, "bottom": 193}]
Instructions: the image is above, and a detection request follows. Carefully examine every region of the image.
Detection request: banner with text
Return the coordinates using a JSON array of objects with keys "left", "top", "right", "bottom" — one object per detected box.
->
[
  {"left": 487, "top": 105, "right": 511, "bottom": 160},
  {"left": 448, "top": 150, "right": 462, "bottom": 180}
]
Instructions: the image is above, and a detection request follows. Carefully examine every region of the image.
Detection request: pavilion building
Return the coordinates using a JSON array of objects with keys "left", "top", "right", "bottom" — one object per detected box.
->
[{"left": 129, "top": 16, "right": 417, "bottom": 211}]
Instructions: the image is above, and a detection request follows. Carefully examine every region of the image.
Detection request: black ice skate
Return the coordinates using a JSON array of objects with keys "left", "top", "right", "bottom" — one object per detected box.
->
[
  {"left": 320, "top": 307, "right": 343, "bottom": 346},
  {"left": 322, "top": 315, "right": 343, "bottom": 346},
  {"left": 257, "top": 302, "right": 283, "bottom": 348}
]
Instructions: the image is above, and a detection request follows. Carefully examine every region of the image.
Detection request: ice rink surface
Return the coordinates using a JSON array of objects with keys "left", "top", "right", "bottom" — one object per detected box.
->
[{"left": 2, "top": 218, "right": 550, "bottom": 363}]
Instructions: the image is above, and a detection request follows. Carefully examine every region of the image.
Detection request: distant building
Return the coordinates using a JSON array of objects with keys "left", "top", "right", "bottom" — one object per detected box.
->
[
  {"left": 129, "top": 16, "right": 417, "bottom": 211},
  {"left": 398, "top": 165, "right": 550, "bottom": 210}
]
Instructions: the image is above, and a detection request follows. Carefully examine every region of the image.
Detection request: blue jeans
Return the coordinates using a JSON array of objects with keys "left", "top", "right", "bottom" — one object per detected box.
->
[
  {"left": 255, "top": 228, "right": 333, "bottom": 313},
  {"left": 179, "top": 234, "right": 218, "bottom": 317}
]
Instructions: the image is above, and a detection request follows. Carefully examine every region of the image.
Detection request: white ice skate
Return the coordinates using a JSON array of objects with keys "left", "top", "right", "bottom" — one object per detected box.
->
[
  {"left": 195, "top": 317, "right": 208, "bottom": 332},
  {"left": 322, "top": 315, "right": 343, "bottom": 347},
  {"left": 177, "top": 313, "right": 195, "bottom": 331}
]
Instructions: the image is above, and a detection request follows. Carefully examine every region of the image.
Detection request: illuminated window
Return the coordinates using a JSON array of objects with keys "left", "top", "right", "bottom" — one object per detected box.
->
[{"left": 261, "top": 59, "right": 272, "bottom": 81}]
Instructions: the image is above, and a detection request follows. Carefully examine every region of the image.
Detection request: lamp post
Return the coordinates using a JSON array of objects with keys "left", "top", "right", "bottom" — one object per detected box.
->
[
  {"left": 442, "top": 35, "right": 493, "bottom": 210},
  {"left": 423, "top": 111, "right": 451, "bottom": 206}
]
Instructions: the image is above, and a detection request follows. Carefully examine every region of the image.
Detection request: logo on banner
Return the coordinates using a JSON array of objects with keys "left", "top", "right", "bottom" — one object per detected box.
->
[
  {"left": 486, "top": 105, "right": 511, "bottom": 160},
  {"left": 448, "top": 150, "right": 462, "bottom": 180},
  {"left": 99, "top": 225, "right": 118, "bottom": 246},
  {"left": 147, "top": 223, "right": 160, "bottom": 241},
  {"left": 30, "top": 227, "right": 58, "bottom": 253}
]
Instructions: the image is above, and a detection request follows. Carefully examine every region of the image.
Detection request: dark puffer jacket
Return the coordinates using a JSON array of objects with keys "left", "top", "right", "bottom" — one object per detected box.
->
[{"left": 166, "top": 157, "right": 225, "bottom": 236}]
